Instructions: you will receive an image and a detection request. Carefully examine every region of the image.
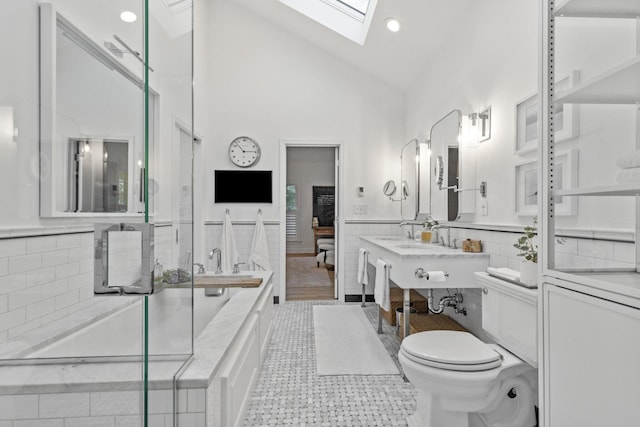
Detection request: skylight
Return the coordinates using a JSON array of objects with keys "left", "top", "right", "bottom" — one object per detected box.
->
[
  {"left": 336, "top": 0, "right": 370, "bottom": 16},
  {"left": 279, "top": 0, "right": 378, "bottom": 45}
]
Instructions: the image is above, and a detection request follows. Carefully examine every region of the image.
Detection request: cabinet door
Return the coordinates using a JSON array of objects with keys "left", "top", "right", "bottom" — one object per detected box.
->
[{"left": 543, "top": 284, "right": 640, "bottom": 426}]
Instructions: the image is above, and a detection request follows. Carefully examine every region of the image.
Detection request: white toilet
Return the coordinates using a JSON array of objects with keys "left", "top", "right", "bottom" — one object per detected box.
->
[{"left": 398, "top": 272, "right": 538, "bottom": 427}]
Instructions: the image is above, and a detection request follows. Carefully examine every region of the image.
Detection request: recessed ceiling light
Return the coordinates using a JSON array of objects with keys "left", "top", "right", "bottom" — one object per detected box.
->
[
  {"left": 385, "top": 18, "right": 401, "bottom": 33},
  {"left": 120, "top": 11, "right": 137, "bottom": 23}
]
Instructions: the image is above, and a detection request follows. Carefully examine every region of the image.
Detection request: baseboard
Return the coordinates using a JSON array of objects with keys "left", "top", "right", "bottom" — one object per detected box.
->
[{"left": 345, "top": 294, "right": 375, "bottom": 303}]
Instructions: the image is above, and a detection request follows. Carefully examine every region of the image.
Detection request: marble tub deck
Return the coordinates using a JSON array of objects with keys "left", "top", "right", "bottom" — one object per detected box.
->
[{"left": 0, "top": 271, "right": 273, "bottom": 395}]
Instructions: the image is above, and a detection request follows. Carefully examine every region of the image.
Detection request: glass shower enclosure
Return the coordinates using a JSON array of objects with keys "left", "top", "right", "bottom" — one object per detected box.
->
[{"left": 0, "top": 0, "right": 194, "bottom": 425}]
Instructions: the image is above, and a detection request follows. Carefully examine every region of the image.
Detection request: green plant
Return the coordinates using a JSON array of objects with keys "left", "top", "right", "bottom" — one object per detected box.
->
[{"left": 514, "top": 216, "right": 538, "bottom": 263}]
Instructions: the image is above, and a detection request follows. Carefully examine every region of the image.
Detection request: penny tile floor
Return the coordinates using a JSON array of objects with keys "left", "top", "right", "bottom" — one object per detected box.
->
[{"left": 242, "top": 301, "right": 416, "bottom": 426}]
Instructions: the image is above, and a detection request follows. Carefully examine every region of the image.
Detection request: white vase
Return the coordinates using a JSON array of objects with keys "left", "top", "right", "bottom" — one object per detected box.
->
[{"left": 520, "top": 260, "right": 538, "bottom": 286}]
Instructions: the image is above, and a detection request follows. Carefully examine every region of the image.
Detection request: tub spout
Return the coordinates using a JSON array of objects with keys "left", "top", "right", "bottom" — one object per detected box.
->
[{"left": 209, "top": 248, "right": 222, "bottom": 274}]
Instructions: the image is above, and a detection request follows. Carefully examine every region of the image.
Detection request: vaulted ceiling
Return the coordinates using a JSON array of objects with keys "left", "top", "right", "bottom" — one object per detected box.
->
[{"left": 227, "top": 0, "right": 475, "bottom": 91}]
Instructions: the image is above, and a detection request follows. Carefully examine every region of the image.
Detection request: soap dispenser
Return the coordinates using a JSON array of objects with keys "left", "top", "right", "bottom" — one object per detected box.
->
[{"left": 154, "top": 258, "right": 163, "bottom": 282}]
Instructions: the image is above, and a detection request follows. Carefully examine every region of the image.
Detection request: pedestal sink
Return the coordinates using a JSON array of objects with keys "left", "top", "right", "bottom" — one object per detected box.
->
[{"left": 360, "top": 236, "right": 489, "bottom": 337}]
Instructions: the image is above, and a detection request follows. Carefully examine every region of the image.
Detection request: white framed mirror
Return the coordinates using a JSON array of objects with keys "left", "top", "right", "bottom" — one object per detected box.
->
[{"left": 39, "top": 4, "right": 156, "bottom": 216}]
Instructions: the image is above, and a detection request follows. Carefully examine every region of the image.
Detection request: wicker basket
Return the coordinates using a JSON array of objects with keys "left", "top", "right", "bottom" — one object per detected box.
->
[
  {"left": 381, "top": 288, "right": 428, "bottom": 326},
  {"left": 396, "top": 312, "right": 468, "bottom": 339}
]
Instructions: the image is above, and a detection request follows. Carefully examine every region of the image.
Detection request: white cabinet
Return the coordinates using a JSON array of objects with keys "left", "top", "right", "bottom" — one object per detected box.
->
[{"left": 542, "top": 281, "right": 640, "bottom": 427}]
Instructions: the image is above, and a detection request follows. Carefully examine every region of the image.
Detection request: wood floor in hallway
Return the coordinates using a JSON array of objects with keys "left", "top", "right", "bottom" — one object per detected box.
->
[{"left": 286, "top": 254, "right": 335, "bottom": 301}]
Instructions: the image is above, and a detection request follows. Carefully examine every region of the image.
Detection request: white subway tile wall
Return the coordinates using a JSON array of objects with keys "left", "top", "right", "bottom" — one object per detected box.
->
[{"left": 0, "top": 389, "right": 206, "bottom": 427}]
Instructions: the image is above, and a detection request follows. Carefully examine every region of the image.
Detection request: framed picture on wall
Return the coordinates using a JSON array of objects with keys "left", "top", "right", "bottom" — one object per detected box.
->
[
  {"left": 514, "top": 149, "right": 578, "bottom": 216},
  {"left": 514, "top": 70, "right": 580, "bottom": 155},
  {"left": 515, "top": 93, "right": 538, "bottom": 155},
  {"left": 553, "top": 70, "right": 580, "bottom": 143},
  {"left": 514, "top": 159, "right": 538, "bottom": 215},
  {"left": 553, "top": 148, "right": 579, "bottom": 216}
]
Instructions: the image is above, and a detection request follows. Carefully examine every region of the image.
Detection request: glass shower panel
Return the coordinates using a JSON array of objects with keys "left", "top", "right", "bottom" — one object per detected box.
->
[{"left": 0, "top": 0, "right": 194, "bottom": 425}]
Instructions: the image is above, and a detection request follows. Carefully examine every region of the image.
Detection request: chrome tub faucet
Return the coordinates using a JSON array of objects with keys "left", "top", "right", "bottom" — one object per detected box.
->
[{"left": 209, "top": 248, "right": 222, "bottom": 274}]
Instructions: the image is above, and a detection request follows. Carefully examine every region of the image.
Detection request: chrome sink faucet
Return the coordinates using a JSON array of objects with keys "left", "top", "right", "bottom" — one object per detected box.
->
[
  {"left": 209, "top": 248, "right": 222, "bottom": 274},
  {"left": 431, "top": 225, "right": 451, "bottom": 247},
  {"left": 399, "top": 221, "right": 420, "bottom": 240}
]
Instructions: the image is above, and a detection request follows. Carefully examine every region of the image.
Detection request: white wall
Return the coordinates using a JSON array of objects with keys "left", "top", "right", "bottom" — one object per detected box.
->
[
  {"left": 199, "top": 0, "right": 406, "bottom": 224},
  {"left": 286, "top": 147, "right": 335, "bottom": 254},
  {"left": 405, "top": 0, "right": 539, "bottom": 227}
]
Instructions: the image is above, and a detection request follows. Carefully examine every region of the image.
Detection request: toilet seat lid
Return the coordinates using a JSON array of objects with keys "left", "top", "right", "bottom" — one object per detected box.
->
[{"left": 401, "top": 331, "right": 501, "bottom": 370}]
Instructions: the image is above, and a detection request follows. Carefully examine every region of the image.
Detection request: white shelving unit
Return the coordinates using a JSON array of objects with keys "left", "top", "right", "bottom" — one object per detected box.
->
[
  {"left": 541, "top": 1, "right": 640, "bottom": 426},
  {"left": 554, "top": 0, "right": 640, "bottom": 18},
  {"left": 553, "top": 182, "right": 640, "bottom": 197},
  {"left": 554, "top": 55, "right": 640, "bottom": 105}
]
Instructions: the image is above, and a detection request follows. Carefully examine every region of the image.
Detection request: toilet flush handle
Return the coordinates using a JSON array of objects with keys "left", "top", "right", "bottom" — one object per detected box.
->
[{"left": 483, "top": 287, "right": 489, "bottom": 294}]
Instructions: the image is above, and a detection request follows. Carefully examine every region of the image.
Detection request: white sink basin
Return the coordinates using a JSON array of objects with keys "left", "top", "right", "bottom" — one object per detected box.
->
[
  {"left": 394, "top": 244, "right": 439, "bottom": 250},
  {"left": 360, "top": 236, "right": 489, "bottom": 289},
  {"left": 374, "top": 236, "right": 408, "bottom": 241}
]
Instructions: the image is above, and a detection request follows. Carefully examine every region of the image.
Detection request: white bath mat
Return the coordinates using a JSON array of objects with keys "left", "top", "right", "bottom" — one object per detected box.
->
[{"left": 313, "top": 305, "right": 399, "bottom": 376}]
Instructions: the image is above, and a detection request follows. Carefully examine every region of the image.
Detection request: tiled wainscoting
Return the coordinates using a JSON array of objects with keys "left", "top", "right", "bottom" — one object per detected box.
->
[
  {"left": 0, "top": 388, "right": 205, "bottom": 427},
  {"left": 0, "top": 224, "right": 174, "bottom": 348}
]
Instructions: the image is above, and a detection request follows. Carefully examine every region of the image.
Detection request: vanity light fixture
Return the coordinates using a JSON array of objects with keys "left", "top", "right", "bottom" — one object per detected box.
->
[
  {"left": 83, "top": 141, "right": 91, "bottom": 153},
  {"left": 120, "top": 11, "right": 137, "bottom": 23},
  {"left": 468, "top": 107, "right": 491, "bottom": 142},
  {"left": 385, "top": 18, "right": 401, "bottom": 32}
]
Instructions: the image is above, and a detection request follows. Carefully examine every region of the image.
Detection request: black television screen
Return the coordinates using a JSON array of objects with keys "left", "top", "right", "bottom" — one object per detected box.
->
[{"left": 214, "top": 170, "right": 273, "bottom": 203}]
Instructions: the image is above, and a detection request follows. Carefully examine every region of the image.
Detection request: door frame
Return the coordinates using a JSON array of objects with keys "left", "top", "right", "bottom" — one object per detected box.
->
[{"left": 279, "top": 140, "right": 344, "bottom": 303}]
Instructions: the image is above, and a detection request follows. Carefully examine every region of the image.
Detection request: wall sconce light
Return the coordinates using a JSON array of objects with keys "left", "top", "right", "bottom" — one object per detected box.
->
[
  {"left": 0, "top": 106, "right": 17, "bottom": 144},
  {"left": 468, "top": 107, "right": 491, "bottom": 142}
]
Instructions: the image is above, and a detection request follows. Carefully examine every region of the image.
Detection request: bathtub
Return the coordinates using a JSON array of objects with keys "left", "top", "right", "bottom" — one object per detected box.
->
[
  {"left": 28, "top": 286, "right": 237, "bottom": 359},
  {"left": 0, "top": 271, "right": 274, "bottom": 427}
]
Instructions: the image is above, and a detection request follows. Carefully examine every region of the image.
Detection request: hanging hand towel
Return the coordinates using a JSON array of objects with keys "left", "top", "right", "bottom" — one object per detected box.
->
[
  {"left": 374, "top": 259, "right": 391, "bottom": 311},
  {"left": 220, "top": 211, "right": 239, "bottom": 272},
  {"left": 357, "top": 248, "right": 369, "bottom": 285},
  {"left": 249, "top": 211, "right": 271, "bottom": 271}
]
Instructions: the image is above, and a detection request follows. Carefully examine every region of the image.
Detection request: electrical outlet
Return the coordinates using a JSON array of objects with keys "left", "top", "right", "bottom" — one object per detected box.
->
[
  {"left": 481, "top": 199, "right": 488, "bottom": 216},
  {"left": 354, "top": 205, "right": 368, "bottom": 214}
]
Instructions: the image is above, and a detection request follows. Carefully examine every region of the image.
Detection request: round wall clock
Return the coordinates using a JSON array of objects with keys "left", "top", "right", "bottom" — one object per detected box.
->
[{"left": 228, "top": 136, "right": 261, "bottom": 168}]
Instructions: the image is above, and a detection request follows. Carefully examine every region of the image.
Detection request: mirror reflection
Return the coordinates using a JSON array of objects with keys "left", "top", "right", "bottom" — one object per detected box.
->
[
  {"left": 427, "top": 110, "right": 463, "bottom": 222},
  {"left": 40, "top": 6, "right": 152, "bottom": 215},
  {"left": 68, "top": 138, "right": 129, "bottom": 212},
  {"left": 400, "top": 139, "right": 418, "bottom": 220}
]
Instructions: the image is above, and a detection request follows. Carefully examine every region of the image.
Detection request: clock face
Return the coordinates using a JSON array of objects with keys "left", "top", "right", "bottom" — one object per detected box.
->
[{"left": 229, "top": 137, "right": 261, "bottom": 168}]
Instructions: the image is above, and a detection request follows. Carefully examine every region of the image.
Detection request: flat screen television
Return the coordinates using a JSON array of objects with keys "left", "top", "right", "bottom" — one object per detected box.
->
[{"left": 214, "top": 170, "right": 273, "bottom": 203}]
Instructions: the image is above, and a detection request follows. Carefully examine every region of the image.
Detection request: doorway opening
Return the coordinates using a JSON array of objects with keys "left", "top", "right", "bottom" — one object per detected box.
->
[{"left": 283, "top": 145, "right": 339, "bottom": 301}]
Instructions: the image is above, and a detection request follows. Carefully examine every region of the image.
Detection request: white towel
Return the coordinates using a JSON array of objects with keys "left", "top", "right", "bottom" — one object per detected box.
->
[
  {"left": 616, "top": 167, "right": 640, "bottom": 184},
  {"left": 220, "top": 212, "right": 239, "bottom": 272},
  {"left": 249, "top": 211, "right": 271, "bottom": 271},
  {"left": 357, "top": 248, "right": 369, "bottom": 285},
  {"left": 616, "top": 150, "right": 640, "bottom": 169},
  {"left": 374, "top": 259, "right": 390, "bottom": 311}
]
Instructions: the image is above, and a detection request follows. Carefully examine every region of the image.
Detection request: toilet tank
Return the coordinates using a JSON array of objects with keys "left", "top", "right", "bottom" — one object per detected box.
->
[{"left": 476, "top": 272, "right": 537, "bottom": 367}]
